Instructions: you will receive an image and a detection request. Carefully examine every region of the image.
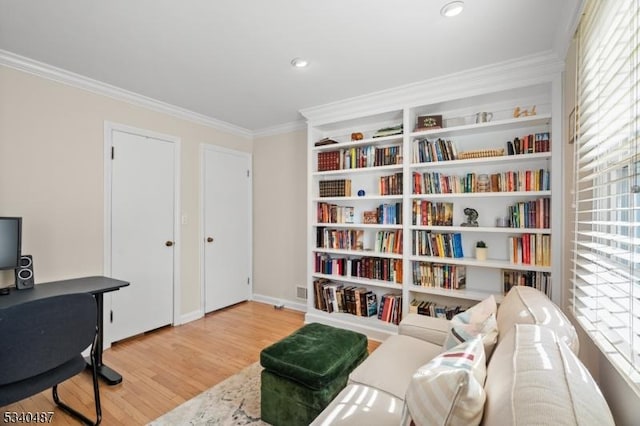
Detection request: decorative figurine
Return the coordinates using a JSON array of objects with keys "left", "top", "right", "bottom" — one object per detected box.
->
[
  {"left": 461, "top": 207, "right": 479, "bottom": 227},
  {"left": 357, "top": 189, "right": 365, "bottom": 197},
  {"left": 513, "top": 105, "right": 537, "bottom": 118}
]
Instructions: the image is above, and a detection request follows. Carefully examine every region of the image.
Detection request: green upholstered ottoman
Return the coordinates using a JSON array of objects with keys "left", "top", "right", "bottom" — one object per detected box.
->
[{"left": 260, "top": 322, "right": 368, "bottom": 426}]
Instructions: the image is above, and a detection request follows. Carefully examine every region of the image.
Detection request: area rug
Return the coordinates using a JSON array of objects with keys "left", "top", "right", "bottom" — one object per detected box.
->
[{"left": 149, "top": 362, "right": 268, "bottom": 425}]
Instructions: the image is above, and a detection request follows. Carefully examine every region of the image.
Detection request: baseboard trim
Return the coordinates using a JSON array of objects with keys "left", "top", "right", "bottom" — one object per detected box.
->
[
  {"left": 250, "top": 293, "right": 307, "bottom": 313},
  {"left": 179, "top": 309, "right": 204, "bottom": 325}
]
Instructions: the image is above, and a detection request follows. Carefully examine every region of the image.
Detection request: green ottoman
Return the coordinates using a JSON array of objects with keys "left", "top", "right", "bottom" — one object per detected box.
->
[{"left": 260, "top": 322, "right": 368, "bottom": 426}]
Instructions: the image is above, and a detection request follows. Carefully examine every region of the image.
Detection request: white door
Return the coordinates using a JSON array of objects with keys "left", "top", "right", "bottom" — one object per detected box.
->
[
  {"left": 109, "top": 129, "right": 176, "bottom": 342},
  {"left": 203, "top": 146, "right": 251, "bottom": 312}
]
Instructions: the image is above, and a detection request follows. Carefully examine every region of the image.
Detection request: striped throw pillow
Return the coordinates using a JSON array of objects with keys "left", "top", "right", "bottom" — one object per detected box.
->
[
  {"left": 443, "top": 295, "right": 498, "bottom": 358},
  {"left": 401, "top": 336, "right": 487, "bottom": 426}
]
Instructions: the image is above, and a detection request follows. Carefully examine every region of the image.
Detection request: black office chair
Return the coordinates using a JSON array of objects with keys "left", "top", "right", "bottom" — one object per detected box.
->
[{"left": 0, "top": 292, "right": 101, "bottom": 425}]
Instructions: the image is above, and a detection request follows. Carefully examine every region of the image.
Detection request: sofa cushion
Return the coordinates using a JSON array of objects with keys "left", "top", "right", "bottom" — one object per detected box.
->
[
  {"left": 399, "top": 313, "right": 451, "bottom": 346},
  {"left": 484, "top": 324, "right": 615, "bottom": 426},
  {"left": 496, "top": 286, "right": 579, "bottom": 353},
  {"left": 443, "top": 295, "right": 498, "bottom": 357},
  {"left": 309, "top": 384, "right": 403, "bottom": 425},
  {"left": 402, "top": 336, "right": 487, "bottom": 426},
  {"left": 348, "top": 334, "right": 442, "bottom": 400}
]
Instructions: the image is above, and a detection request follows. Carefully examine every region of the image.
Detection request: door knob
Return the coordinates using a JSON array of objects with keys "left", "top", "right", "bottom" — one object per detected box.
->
[
  {"left": 165, "top": 241, "right": 174, "bottom": 247},
  {"left": 207, "top": 237, "right": 214, "bottom": 243}
]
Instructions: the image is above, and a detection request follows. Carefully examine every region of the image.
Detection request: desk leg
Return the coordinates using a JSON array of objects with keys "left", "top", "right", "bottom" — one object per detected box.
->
[{"left": 85, "top": 292, "right": 124, "bottom": 385}]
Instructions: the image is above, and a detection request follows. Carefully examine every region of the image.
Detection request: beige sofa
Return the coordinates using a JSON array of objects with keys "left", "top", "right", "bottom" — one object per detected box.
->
[{"left": 311, "top": 286, "right": 615, "bottom": 425}]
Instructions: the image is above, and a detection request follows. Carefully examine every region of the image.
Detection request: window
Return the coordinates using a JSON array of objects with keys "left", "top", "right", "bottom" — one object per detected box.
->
[{"left": 571, "top": 0, "right": 640, "bottom": 386}]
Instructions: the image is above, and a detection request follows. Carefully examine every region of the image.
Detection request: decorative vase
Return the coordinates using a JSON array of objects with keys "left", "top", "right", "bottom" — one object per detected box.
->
[{"left": 476, "top": 247, "right": 488, "bottom": 261}]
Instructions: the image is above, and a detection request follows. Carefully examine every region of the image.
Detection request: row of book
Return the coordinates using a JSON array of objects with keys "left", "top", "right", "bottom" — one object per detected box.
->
[
  {"left": 413, "top": 200, "right": 454, "bottom": 226},
  {"left": 412, "top": 263, "right": 466, "bottom": 289},
  {"left": 312, "top": 279, "right": 403, "bottom": 325},
  {"left": 503, "top": 270, "right": 551, "bottom": 297},
  {"left": 374, "top": 230, "right": 403, "bottom": 254},
  {"left": 413, "top": 231, "right": 464, "bottom": 258},
  {"left": 317, "top": 202, "right": 355, "bottom": 224},
  {"left": 317, "top": 145, "right": 403, "bottom": 172},
  {"left": 412, "top": 138, "right": 457, "bottom": 163},
  {"left": 508, "top": 234, "right": 551, "bottom": 266},
  {"left": 316, "top": 228, "right": 364, "bottom": 251},
  {"left": 412, "top": 169, "right": 550, "bottom": 194},
  {"left": 376, "top": 202, "right": 403, "bottom": 225},
  {"left": 507, "top": 133, "right": 551, "bottom": 155},
  {"left": 408, "top": 299, "right": 466, "bottom": 319},
  {"left": 507, "top": 198, "right": 551, "bottom": 229},
  {"left": 314, "top": 253, "right": 403, "bottom": 283},
  {"left": 379, "top": 172, "right": 403, "bottom": 195},
  {"left": 319, "top": 179, "right": 352, "bottom": 197},
  {"left": 313, "top": 279, "right": 378, "bottom": 316}
]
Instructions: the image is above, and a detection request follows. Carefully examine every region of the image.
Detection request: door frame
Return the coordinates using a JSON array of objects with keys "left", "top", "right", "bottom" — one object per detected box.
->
[
  {"left": 103, "top": 121, "right": 182, "bottom": 347},
  {"left": 199, "top": 143, "right": 253, "bottom": 315}
]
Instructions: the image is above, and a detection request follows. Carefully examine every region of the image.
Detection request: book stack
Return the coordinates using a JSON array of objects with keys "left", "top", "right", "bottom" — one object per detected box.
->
[
  {"left": 413, "top": 231, "right": 464, "bottom": 258},
  {"left": 312, "top": 279, "right": 379, "bottom": 317},
  {"left": 378, "top": 293, "right": 402, "bottom": 324},
  {"left": 373, "top": 124, "right": 403, "bottom": 138},
  {"left": 507, "top": 234, "right": 551, "bottom": 266},
  {"left": 413, "top": 169, "right": 550, "bottom": 194},
  {"left": 377, "top": 202, "right": 403, "bottom": 224},
  {"left": 317, "top": 202, "right": 355, "bottom": 224},
  {"left": 412, "top": 262, "right": 466, "bottom": 289},
  {"left": 412, "top": 138, "right": 458, "bottom": 163},
  {"left": 317, "top": 151, "right": 341, "bottom": 171},
  {"left": 502, "top": 269, "right": 551, "bottom": 297},
  {"left": 314, "top": 253, "right": 403, "bottom": 283},
  {"left": 379, "top": 172, "right": 403, "bottom": 195},
  {"left": 507, "top": 133, "right": 551, "bottom": 155},
  {"left": 374, "top": 230, "right": 403, "bottom": 254},
  {"left": 338, "top": 145, "right": 402, "bottom": 169},
  {"left": 319, "top": 179, "right": 352, "bottom": 197},
  {"left": 507, "top": 197, "right": 550, "bottom": 228},
  {"left": 412, "top": 200, "right": 453, "bottom": 226},
  {"left": 409, "top": 299, "right": 465, "bottom": 319},
  {"left": 316, "top": 228, "right": 364, "bottom": 251}
]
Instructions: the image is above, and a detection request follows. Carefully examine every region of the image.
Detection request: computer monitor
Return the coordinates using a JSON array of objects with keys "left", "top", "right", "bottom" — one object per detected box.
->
[{"left": 0, "top": 217, "right": 21, "bottom": 271}]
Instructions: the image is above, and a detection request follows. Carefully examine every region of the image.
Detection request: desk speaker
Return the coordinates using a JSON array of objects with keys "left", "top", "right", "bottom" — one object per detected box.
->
[{"left": 15, "top": 254, "right": 34, "bottom": 290}]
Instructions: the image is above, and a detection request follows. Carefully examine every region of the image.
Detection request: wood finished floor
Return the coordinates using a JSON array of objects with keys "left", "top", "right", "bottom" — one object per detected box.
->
[{"left": 2, "top": 301, "right": 380, "bottom": 425}]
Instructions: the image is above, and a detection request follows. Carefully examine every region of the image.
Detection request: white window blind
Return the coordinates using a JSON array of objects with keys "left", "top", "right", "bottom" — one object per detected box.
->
[{"left": 571, "top": 0, "right": 640, "bottom": 385}]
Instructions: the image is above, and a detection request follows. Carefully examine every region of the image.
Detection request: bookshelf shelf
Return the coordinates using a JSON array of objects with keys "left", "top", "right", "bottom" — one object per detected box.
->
[
  {"left": 312, "top": 273, "right": 402, "bottom": 290},
  {"left": 409, "top": 152, "right": 551, "bottom": 170},
  {"left": 314, "top": 248, "right": 403, "bottom": 259},
  {"left": 409, "top": 225, "right": 551, "bottom": 234},
  {"left": 410, "top": 191, "right": 551, "bottom": 200},
  {"left": 316, "top": 223, "right": 403, "bottom": 230},
  {"left": 408, "top": 285, "right": 505, "bottom": 303},
  {"left": 409, "top": 255, "right": 552, "bottom": 272},
  {"left": 409, "top": 114, "right": 551, "bottom": 138},
  {"left": 305, "top": 73, "right": 561, "bottom": 339}
]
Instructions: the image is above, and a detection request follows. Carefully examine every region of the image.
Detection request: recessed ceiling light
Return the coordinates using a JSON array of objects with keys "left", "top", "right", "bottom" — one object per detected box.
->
[
  {"left": 440, "top": 1, "right": 464, "bottom": 17},
  {"left": 291, "top": 57, "right": 309, "bottom": 68}
]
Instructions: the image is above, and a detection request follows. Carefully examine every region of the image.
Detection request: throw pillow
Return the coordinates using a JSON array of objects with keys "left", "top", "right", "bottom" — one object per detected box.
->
[
  {"left": 401, "top": 336, "right": 487, "bottom": 426},
  {"left": 442, "top": 295, "right": 498, "bottom": 358}
]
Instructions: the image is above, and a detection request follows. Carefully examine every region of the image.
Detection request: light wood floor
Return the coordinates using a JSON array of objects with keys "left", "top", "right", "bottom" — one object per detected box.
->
[{"left": 3, "top": 301, "right": 380, "bottom": 425}]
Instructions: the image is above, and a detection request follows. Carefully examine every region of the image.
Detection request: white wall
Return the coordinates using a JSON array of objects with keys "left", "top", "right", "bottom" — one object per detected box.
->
[
  {"left": 252, "top": 130, "right": 307, "bottom": 308},
  {"left": 0, "top": 65, "right": 252, "bottom": 318}
]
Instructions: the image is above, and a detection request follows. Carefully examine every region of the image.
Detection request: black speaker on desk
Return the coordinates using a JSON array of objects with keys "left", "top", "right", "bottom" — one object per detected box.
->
[{"left": 15, "top": 254, "right": 34, "bottom": 290}]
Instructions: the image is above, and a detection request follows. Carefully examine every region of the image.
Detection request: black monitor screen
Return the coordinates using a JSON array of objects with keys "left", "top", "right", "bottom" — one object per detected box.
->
[{"left": 0, "top": 217, "right": 21, "bottom": 270}]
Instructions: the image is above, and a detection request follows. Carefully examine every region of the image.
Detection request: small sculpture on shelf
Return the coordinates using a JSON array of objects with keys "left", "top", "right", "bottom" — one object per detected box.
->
[
  {"left": 461, "top": 208, "right": 479, "bottom": 227},
  {"left": 513, "top": 105, "right": 537, "bottom": 118},
  {"left": 351, "top": 132, "right": 364, "bottom": 141}
]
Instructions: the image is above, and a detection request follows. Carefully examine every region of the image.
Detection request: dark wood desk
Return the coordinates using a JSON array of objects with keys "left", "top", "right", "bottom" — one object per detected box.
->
[{"left": 0, "top": 276, "right": 130, "bottom": 385}]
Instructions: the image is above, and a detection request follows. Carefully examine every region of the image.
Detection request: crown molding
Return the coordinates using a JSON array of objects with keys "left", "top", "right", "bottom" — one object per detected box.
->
[
  {"left": 0, "top": 49, "right": 253, "bottom": 139},
  {"left": 300, "top": 51, "right": 565, "bottom": 126},
  {"left": 253, "top": 120, "right": 307, "bottom": 139}
]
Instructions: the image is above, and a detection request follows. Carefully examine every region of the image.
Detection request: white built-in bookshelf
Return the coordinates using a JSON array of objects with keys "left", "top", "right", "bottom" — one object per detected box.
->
[{"left": 302, "top": 55, "right": 563, "bottom": 339}]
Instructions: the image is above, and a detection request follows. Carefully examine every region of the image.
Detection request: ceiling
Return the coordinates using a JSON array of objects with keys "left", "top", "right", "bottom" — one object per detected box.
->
[{"left": 0, "top": 0, "right": 581, "bottom": 135}]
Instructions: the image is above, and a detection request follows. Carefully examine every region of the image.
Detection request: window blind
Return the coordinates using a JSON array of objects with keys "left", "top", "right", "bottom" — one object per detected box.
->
[{"left": 571, "top": 0, "right": 640, "bottom": 385}]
